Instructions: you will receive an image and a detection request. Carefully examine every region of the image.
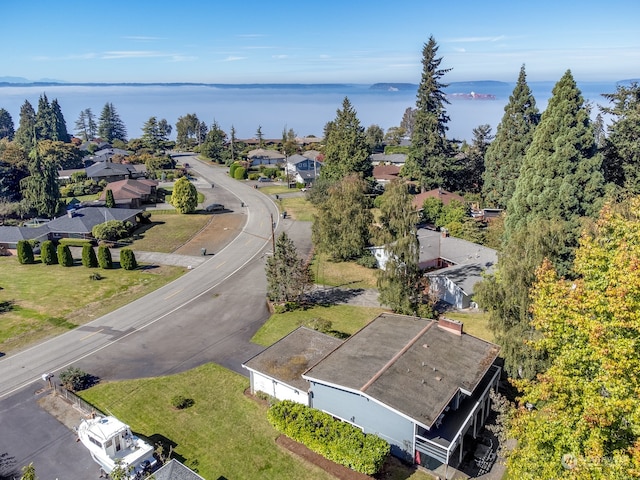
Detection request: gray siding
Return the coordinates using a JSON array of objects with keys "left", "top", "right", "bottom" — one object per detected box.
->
[{"left": 310, "top": 382, "right": 415, "bottom": 461}]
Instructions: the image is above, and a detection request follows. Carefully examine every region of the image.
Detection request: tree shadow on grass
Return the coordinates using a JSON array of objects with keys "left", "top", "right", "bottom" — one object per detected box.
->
[{"left": 303, "top": 287, "right": 365, "bottom": 307}]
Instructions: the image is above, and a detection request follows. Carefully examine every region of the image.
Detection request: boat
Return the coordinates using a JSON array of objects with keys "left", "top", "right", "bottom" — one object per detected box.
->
[{"left": 77, "top": 415, "right": 157, "bottom": 478}]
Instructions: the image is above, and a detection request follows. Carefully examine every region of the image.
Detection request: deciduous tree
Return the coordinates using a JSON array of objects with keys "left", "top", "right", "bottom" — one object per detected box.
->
[
  {"left": 170, "top": 177, "right": 198, "bottom": 213},
  {"left": 507, "top": 198, "right": 640, "bottom": 479},
  {"left": 312, "top": 174, "right": 372, "bottom": 261}
]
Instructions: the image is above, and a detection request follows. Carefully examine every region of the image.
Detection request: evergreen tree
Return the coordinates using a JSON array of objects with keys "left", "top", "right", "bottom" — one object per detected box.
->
[
  {"left": 74, "top": 108, "right": 98, "bottom": 141},
  {"left": 600, "top": 82, "right": 640, "bottom": 194},
  {"left": 97, "top": 245, "right": 113, "bottom": 269},
  {"left": 105, "top": 189, "right": 115, "bottom": 208},
  {"left": 20, "top": 145, "right": 60, "bottom": 218},
  {"left": 401, "top": 36, "right": 453, "bottom": 190},
  {"left": 50, "top": 99, "right": 69, "bottom": 142},
  {"left": 16, "top": 240, "right": 34, "bottom": 264},
  {"left": 81, "top": 244, "right": 98, "bottom": 268},
  {"left": 14, "top": 100, "right": 37, "bottom": 151},
  {"left": 229, "top": 125, "right": 237, "bottom": 164},
  {"left": 98, "top": 102, "right": 127, "bottom": 142},
  {"left": 119, "top": 248, "right": 137, "bottom": 270},
  {"left": 400, "top": 107, "right": 416, "bottom": 138},
  {"left": 141, "top": 116, "right": 170, "bottom": 151},
  {"left": 171, "top": 177, "right": 198, "bottom": 213},
  {"left": 34, "top": 93, "right": 55, "bottom": 141},
  {"left": 320, "top": 97, "right": 372, "bottom": 181},
  {"left": 40, "top": 240, "right": 57, "bottom": 265},
  {"left": 482, "top": 65, "right": 540, "bottom": 209},
  {"left": 374, "top": 179, "right": 427, "bottom": 316},
  {"left": 506, "top": 69, "right": 605, "bottom": 263},
  {"left": 456, "top": 123, "right": 493, "bottom": 193},
  {"left": 201, "top": 120, "right": 228, "bottom": 163},
  {"left": 256, "top": 125, "right": 264, "bottom": 148},
  {"left": 266, "top": 232, "right": 313, "bottom": 303},
  {"left": 0, "top": 108, "right": 15, "bottom": 140},
  {"left": 312, "top": 174, "right": 372, "bottom": 261},
  {"left": 57, "top": 244, "right": 74, "bottom": 267}
]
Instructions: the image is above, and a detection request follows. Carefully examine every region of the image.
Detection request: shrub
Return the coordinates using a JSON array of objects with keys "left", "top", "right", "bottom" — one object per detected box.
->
[
  {"left": 92, "top": 220, "right": 130, "bottom": 241},
  {"left": 98, "top": 245, "right": 113, "bottom": 269},
  {"left": 171, "top": 395, "right": 195, "bottom": 409},
  {"left": 356, "top": 251, "right": 378, "bottom": 269},
  {"left": 16, "top": 240, "right": 34, "bottom": 264},
  {"left": 305, "top": 317, "right": 333, "bottom": 334},
  {"left": 59, "top": 238, "right": 94, "bottom": 247},
  {"left": 105, "top": 189, "right": 115, "bottom": 208},
  {"left": 59, "top": 366, "right": 89, "bottom": 391},
  {"left": 233, "top": 166, "right": 247, "bottom": 180},
  {"left": 268, "top": 400, "right": 390, "bottom": 475},
  {"left": 89, "top": 272, "right": 102, "bottom": 281},
  {"left": 229, "top": 162, "right": 239, "bottom": 178},
  {"left": 248, "top": 172, "right": 261, "bottom": 180},
  {"left": 119, "top": 248, "right": 138, "bottom": 270},
  {"left": 57, "top": 244, "right": 74, "bottom": 267},
  {"left": 82, "top": 244, "right": 98, "bottom": 268},
  {"left": 40, "top": 240, "right": 58, "bottom": 265}
]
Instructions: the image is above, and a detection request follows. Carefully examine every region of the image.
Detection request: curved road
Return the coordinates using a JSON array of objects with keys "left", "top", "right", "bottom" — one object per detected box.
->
[{"left": 0, "top": 155, "right": 280, "bottom": 399}]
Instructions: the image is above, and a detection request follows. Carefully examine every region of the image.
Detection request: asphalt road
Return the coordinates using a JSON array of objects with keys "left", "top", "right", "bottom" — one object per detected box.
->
[{"left": 0, "top": 155, "right": 285, "bottom": 478}]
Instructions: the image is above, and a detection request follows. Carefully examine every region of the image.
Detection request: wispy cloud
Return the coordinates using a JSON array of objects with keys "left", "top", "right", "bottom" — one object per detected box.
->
[
  {"left": 101, "top": 51, "right": 184, "bottom": 60},
  {"left": 448, "top": 36, "right": 506, "bottom": 43},
  {"left": 223, "top": 56, "right": 246, "bottom": 62},
  {"left": 33, "top": 53, "right": 97, "bottom": 61},
  {"left": 272, "top": 54, "right": 288, "bottom": 59},
  {"left": 122, "top": 36, "right": 163, "bottom": 41}
]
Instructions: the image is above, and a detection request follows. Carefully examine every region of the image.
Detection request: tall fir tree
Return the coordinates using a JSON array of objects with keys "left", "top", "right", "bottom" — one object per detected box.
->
[
  {"left": 0, "top": 108, "right": 15, "bottom": 140},
  {"left": 75, "top": 108, "right": 98, "bottom": 141},
  {"left": 98, "top": 102, "right": 127, "bottom": 142},
  {"left": 35, "top": 93, "right": 55, "bottom": 141},
  {"left": 50, "top": 99, "right": 69, "bottom": 142},
  {"left": 14, "top": 100, "right": 37, "bottom": 151},
  {"left": 401, "top": 36, "right": 453, "bottom": 190},
  {"left": 320, "top": 97, "right": 372, "bottom": 181},
  {"left": 482, "top": 65, "right": 540, "bottom": 209},
  {"left": 201, "top": 120, "right": 228, "bottom": 163},
  {"left": 19, "top": 144, "right": 60, "bottom": 218},
  {"left": 506, "top": 69, "right": 605, "bottom": 255},
  {"left": 266, "top": 232, "right": 313, "bottom": 303},
  {"left": 600, "top": 82, "right": 640, "bottom": 194}
]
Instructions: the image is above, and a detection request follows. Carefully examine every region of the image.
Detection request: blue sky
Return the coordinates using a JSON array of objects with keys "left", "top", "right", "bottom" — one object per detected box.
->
[{"left": 4, "top": 0, "right": 639, "bottom": 84}]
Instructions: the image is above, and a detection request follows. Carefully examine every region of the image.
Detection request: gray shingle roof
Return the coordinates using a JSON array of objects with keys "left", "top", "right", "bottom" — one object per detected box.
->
[
  {"left": 0, "top": 225, "right": 50, "bottom": 243},
  {"left": 46, "top": 207, "right": 141, "bottom": 235},
  {"left": 152, "top": 459, "right": 204, "bottom": 480},
  {"left": 304, "top": 313, "right": 500, "bottom": 429}
]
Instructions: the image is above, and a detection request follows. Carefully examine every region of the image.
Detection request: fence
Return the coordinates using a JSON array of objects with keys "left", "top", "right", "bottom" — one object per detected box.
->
[{"left": 52, "top": 383, "right": 102, "bottom": 417}]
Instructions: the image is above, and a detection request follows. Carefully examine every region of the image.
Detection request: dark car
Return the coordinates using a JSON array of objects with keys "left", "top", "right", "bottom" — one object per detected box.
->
[{"left": 205, "top": 203, "right": 224, "bottom": 212}]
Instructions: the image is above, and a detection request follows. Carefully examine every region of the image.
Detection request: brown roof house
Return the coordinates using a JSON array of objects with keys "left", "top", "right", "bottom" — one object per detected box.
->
[
  {"left": 99, "top": 178, "right": 159, "bottom": 208},
  {"left": 412, "top": 188, "right": 465, "bottom": 210},
  {"left": 243, "top": 313, "right": 501, "bottom": 472}
]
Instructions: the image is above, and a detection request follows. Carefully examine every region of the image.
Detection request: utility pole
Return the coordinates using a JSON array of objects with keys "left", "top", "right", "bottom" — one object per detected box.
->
[{"left": 270, "top": 213, "right": 276, "bottom": 253}]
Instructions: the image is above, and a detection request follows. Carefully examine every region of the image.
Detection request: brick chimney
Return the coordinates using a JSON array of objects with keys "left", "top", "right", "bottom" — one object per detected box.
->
[{"left": 438, "top": 317, "right": 463, "bottom": 336}]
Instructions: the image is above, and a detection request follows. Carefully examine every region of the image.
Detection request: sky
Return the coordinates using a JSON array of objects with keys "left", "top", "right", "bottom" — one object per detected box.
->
[{"left": 3, "top": 0, "right": 639, "bottom": 84}]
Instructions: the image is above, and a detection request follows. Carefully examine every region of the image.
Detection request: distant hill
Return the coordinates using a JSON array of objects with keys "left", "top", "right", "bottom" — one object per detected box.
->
[{"left": 0, "top": 76, "right": 31, "bottom": 83}]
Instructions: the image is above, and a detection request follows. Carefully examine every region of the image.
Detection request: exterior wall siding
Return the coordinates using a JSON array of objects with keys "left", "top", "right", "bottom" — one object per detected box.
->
[
  {"left": 309, "top": 382, "right": 415, "bottom": 461},
  {"left": 251, "top": 372, "right": 308, "bottom": 405}
]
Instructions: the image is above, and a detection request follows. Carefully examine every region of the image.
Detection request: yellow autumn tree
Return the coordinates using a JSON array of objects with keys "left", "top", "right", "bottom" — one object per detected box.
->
[{"left": 507, "top": 198, "right": 640, "bottom": 479}]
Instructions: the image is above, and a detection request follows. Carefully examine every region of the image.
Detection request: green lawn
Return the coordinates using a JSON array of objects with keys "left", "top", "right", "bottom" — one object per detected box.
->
[
  {"left": 129, "top": 213, "right": 211, "bottom": 253},
  {"left": 311, "top": 253, "right": 379, "bottom": 290},
  {"left": 441, "top": 310, "right": 495, "bottom": 343},
  {"left": 252, "top": 304, "right": 386, "bottom": 346},
  {"left": 0, "top": 257, "right": 185, "bottom": 353},
  {"left": 78, "top": 363, "right": 336, "bottom": 480}
]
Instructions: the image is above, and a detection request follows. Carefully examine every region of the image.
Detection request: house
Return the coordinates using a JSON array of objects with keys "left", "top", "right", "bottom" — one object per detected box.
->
[
  {"left": 243, "top": 313, "right": 501, "bottom": 471},
  {"left": 86, "top": 161, "right": 139, "bottom": 183},
  {"left": 304, "top": 314, "right": 501, "bottom": 470},
  {"left": 247, "top": 148, "right": 286, "bottom": 166},
  {"left": 86, "top": 147, "right": 131, "bottom": 164},
  {"left": 412, "top": 188, "right": 465, "bottom": 210},
  {"left": 46, "top": 207, "right": 141, "bottom": 241},
  {"left": 302, "top": 150, "right": 323, "bottom": 162},
  {"left": 243, "top": 327, "right": 343, "bottom": 405},
  {"left": 295, "top": 136, "right": 323, "bottom": 147},
  {"left": 370, "top": 229, "right": 497, "bottom": 309},
  {"left": 373, "top": 164, "right": 401, "bottom": 186},
  {"left": 370, "top": 153, "right": 407, "bottom": 166},
  {"left": 152, "top": 459, "right": 204, "bottom": 480},
  {"left": 0, "top": 225, "right": 49, "bottom": 255},
  {"left": 285, "top": 154, "right": 322, "bottom": 185},
  {"left": 99, "top": 178, "right": 159, "bottom": 208}
]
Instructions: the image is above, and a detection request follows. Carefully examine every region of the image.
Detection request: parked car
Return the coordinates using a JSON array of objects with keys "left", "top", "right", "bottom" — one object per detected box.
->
[
  {"left": 205, "top": 203, "right": 225, "bottom": 212},
  {"left": 257, "top": 177, "right": 272, "bottom": 182}
]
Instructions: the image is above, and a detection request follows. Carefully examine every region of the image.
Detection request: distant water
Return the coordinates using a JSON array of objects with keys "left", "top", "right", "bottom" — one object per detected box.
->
[{"left": 0, "top": 81, "right": 620, "bottom": 142}]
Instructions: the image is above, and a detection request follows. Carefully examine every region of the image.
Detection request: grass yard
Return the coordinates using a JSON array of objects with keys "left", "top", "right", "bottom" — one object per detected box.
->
[
  {"left": 258, "top": 185, "right": 295, "bottom": 195},
  {"left": 78, "top": 363, "right": 336, "bottom": 480},
  {"left": 279, "top": 196, "right": 317, "bottom": 222},
  {"left": 252, "top": 304, "right": 386, "bottom": 347},
  {"left": 129, "top": 213, "right": 211, "bottom": 253},
  {"left": 442, "top": 310, "right": 495, "bottom": 343},
  {"left": 311, "top": 252, "right": 379, "bottom": 290},
  {"left": 0, "top": 257, "right": 185, "bottom": 353}
]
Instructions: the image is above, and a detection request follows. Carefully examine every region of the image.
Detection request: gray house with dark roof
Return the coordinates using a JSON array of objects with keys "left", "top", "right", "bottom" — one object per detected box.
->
[
  {"left": 303, "top": 314, "right": 501, "bottom": 470},
  {"left": 85, "top": 162, "right": 138, "bottom": 183},
  {"left": 152, "top": 459, "right": 204, "bottom": 480},
  {"left": 46, "top": 207, "right": 141, "bottom": 240},
  {"left": 0, "top": 225, "right": 50, "bottom": 254}
]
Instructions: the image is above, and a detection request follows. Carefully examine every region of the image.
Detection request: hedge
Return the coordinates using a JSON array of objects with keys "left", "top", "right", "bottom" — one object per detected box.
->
[
  {"left": 82, "top": 245, "right": 98, "bottom": 268},
  {"left": 119, "top": 248, "right": 137, "bottom": 270},
  {"left": 16, "top": 240, "right": 34, "bottom": 264},
  {"left": 233, "top": 166, "right": 247, "bottom": 180},
  {"left": 57, "top": 244, "right": 74, "bottom": 267},
  {"left": 58, "top": 238, "right": 94, "bottom": 247},
  {"left": 267, "top": 400, "right": 389, "bottom": 475},
  {"left": 41, "top": 240, "right": 58, "bottom": 265},
  {"left": 97, "top": 245, "right": 113, "bottom": 269}
]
